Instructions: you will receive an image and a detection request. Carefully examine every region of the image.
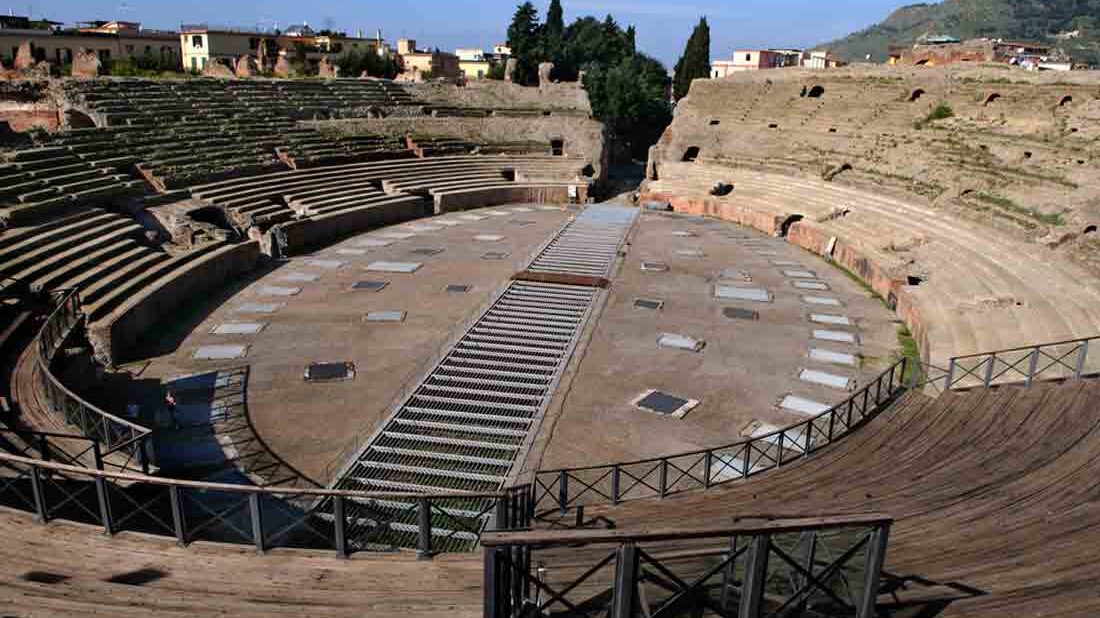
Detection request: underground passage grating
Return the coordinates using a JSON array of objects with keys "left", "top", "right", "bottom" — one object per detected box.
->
[
  {"left": 642, "top": 262, "right": 670, "bottom": 272},
  {"left": 633, "top": 390, "right": 699, "bottom": 418},
  {"left": 352, "top": 280, "right": 389, "bottom": 292},
  {"left": 724, "top": 307, "right": 760, "bottom": 320},
  {"left": 409, "top": 248, "right": 445, "bottom": 256},
  {"left": 364, "top": 311, "right": 406, "bottom": 323},
  {"left": 482, "top": 252, "right": 510, "bottom": 260},
  {"left": 304, "top": 362, "right": 356, "bottom": 382},
  {"left": 633, "top": 298, "right": 664, "bottom": 311},
  {"left": 446, "top": 285, "right": 472, "bottom": 293}
]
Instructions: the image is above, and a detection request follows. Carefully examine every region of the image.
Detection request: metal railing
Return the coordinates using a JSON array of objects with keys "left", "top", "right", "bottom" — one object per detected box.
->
[
  {"left": 34, "top": 290, "right": 153, "bottom": 473},
  {"left": 0, "top": 449, "right": 533, "bottom": 556},
  {"left": 534, "top": 357, "right": 911, "bottom": 513},
  {"left": 942, "top": 336, "right": 1098, "bottom": 391},
  {"left": 482, "top": 514, "right": 892, "bottom": 618}
]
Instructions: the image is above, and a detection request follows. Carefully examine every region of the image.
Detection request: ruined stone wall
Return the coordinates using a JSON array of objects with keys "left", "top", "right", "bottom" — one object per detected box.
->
[
  {"left": 312, "top": 115, "right": 608, "bottom": 183},
  {"left": 652, "top": 65, "right": 1100, "bottom": 244},
  {"left": 409, "top": 79, "right": 592, "bottom": 113}
]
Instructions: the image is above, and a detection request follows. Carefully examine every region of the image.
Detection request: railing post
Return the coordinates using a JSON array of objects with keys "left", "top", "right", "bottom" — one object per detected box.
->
[
  {"left": 29, "top": 465, "right": 48, "bottom": 523},
  {"left": 703, "top": 451, "right": 713, "bottom": 488},
  {"left": 249, "top": 493, "right": 265, "bottom": 554},
  {"left": 804, "top": 424, "right": 813, "bottom": 456},
  {"left": 906, "top": 357, "right": 920, "bottom": 390},
  {"left": 494, "top": 494, "right": 509, "bottom": 531},
  {"left": 983, "top": 354, "right": 996, "bottom": 387},
  {"left": 1025, "top": 347, "right": 1040, "bottom": 388},
  {"left": 611, "top": 543, "right": 639, "bottom": 618},
  {"left": 827, "top": 410, "right": 836, "bottom": 441},
  {"left": 483, "top": 547, "right": 503, "bottom": 618},
  {"left": 611, "top": 466, "right": 621, "bottom": 504},
  {"left": 658, "top": 460, "right": 668, "bottom": 498},
  {"left": 944, "top": 358, "right": 956, "bottom": 391},
  {"left": 776, "top": 433, "right": 785, "bottom": 466},
  {"left": 333, "top": 496, "right": 349, "bottom": 558},
  {"left": 739, "top": 534, "right": 770, "bottom": 618},
  {"left": 139, "top": 436, "right": 151, "bottom": 475},
  {"left": 168, "top": 485, "right": 187, "bottom": 546},
  {"left": 557, "top": 471, "right": 569, "bottom": 514},
  {"left": 1075, "top": 340, "right": 1089, "bottom": 379},
  {"left": 417, "top": 497, "right": 434, "bottom": 559},
  {"left": 38, "top": 434, "right": 50, "bottom": 463},
  {"left": 94, "top": 474, "right": 114, "bottom": 536},
  {"left": 857, "top": 524, "right": 891, "bottom": 618}
]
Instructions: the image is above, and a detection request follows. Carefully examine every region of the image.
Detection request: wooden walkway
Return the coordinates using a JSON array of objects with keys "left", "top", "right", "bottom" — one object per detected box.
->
[{"left": 587, "top": 379, "right": 1100, "bottom": 617}]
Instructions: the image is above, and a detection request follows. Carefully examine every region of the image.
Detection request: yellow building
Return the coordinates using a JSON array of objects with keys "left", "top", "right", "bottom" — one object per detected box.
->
[
  {"left": 180, "top": 26, "right": 262, "bottom": 72},
  {"left": 396, "top": 38, "right": 460, "bottom": 81}
]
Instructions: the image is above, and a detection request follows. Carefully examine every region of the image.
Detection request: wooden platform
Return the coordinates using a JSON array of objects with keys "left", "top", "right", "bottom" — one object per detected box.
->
[{"left": 584, "top": 378, "right": 1100, "bottom": 617}]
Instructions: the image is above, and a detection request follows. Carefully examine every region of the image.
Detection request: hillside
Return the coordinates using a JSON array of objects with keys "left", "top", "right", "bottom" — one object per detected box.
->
[{"left": 819, "top": 0, "right": 1100, "bottom": 65}]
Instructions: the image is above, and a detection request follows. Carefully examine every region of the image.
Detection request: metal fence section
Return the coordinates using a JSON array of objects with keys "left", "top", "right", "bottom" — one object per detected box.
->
[
  {"left": 526, "top": 204, "right": 637, "bottom": 278},
  {"left": 0, "top": 449, "right": 533, "bottom": 557},
  {"left": 33, "top": 290, "right": 152, "bottom": 473},
  {"left": 942, "top": 336, "right": 1098, "bottom": 390},
  {"left": 482, "top": 514, "right": 892, "bottom": 618},
  {"left": 534, "top": 358, "right": 910, "bottom": 514}
]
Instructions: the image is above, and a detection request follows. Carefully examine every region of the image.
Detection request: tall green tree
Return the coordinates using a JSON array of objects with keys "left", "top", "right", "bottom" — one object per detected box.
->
[
  {"left": 506, "top": 2, "right": 543, "bottom": 85},
  {"left": 545, "top": 0, "right": 564, "bottom": 40},
  {"left": 673, "top": 17, "right": 710, "bottom": 100}
]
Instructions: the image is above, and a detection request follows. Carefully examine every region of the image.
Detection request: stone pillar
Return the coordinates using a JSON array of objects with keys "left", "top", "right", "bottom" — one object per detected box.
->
[
  {"left": 318, "top": 57, "right": 338, "bottom": 79},
  {"left": 538, "top": 62, "right": 554, "bottom": 88},
  {"left": 14, "top": 41, "right": 34, "bottom": 70},
  {"left": 235, "top": 55, "right": 254, "bottom": 78},
  {"left": 71, "top": 49, "right": 101, "bottom": 78},
  {"left": 274, "top": 55, "right": 291, "bottom": 78},
  {"left": 504, "top": 58, "right": 518, "bottom": 83}
]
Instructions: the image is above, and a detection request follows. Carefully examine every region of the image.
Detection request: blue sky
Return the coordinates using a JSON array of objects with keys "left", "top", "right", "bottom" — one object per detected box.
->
[{"left": 36, "top": 0, "right": 906, "bottom": 65}]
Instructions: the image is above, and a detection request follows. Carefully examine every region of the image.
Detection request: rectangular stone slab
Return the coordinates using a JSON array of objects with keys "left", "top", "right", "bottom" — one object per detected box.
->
[
  {"left": 657, "top": 333, "right": 705, "bottom": 352},
  {"left": 211, "top": 322, "right": 266, "bottom": 335},
  {"left": 715, "top": 285, "right": 771, "bottom": 303},
  {"left": 810, "top": 348, "right": 858, "bottom": 366},
  {"left": 783, "top": 269, "right": 817, "bottom": 279},
  {"left": 474, "top": 234, "right": 505, "bottom": 242},
  {"left": 803, "top": 296, "right": 841, "bottom": 306},
  {"left": 364, "top": 311, "right": 406, "bottom": 323},
  {"left": 257, "top": 286, "right": 301, "bottom": 297},
  {"left": 365, "top": 261, "right": 423, "bottom": 273},
  {"left": 234, "top": 302, "right": 284, "bottom": 314},
  {"left": 810, "top": 314, "right": 852, "bottom": 326},
  {"left": 336, "top": 248, "right": 368, "bottom": 256},
  {"left": 193, "top": 345, "right": 249, "bottom": 360},
  {"left": 814, "top": 329, "right": 858, "bottom": 344},
  {"left": 779, "top": 395, "right": 832, "bottom": 416},
  {"left": 282, "top": 272, "right": 319, "bottom": 282},
  {"left": 303, "top": 259, "right": 344, "bottom": 269},
  {"left": 794, "top": 281, "right": 830, "bottom": 290},
  {"left": 800, "top": 369, "right": 852, "bottom": 390}
]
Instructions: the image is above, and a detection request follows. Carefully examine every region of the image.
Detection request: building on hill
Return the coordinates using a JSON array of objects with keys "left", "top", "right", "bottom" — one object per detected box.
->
[
  {"left": 181, "top": 25, "right": 386, "bottom": 74},
  {"left": 455, "top": 47, "right": 492, "bottom": 80},
  {"left": 890, "top": 37, "right": 1067, "bottom": 69},
  {"left": 711, "top": 48, "right": 841, "bottom": 77},
  {"left": 396, "top": 38, "right": 460, "bottom": 81},
  {"left": 0, "top": 17, "right": 179, "bottom": 69}
]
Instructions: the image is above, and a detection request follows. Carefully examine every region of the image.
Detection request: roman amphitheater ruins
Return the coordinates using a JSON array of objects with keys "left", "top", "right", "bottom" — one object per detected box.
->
[{"left": 1, "top": 63, "right": 1100, "bottom": 617}]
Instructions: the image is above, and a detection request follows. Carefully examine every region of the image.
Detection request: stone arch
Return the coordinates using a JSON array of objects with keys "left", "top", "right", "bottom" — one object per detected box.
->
[
  {"left": 908, "top": 89, "right": 925, "bottom": 102},
  {"left": 550, "top": 139, "right": 564, "bottom": 156},
  {"left": 581, "top": 164, "right": 595, "bottom": 177},
  {"left": 63, "top": 108, "right": 96, "bottom": 129},
  {"left": 983, "top": 92, "right": 1001, "bottom": 106},
  {"left": 1059, "top": 95, "right": 1073, "bottom": 107},
  {"left": 709, "top": 119, "right": 720, "bottom": 126},
  {"left": 1085, "top": 225, "right": 1098, "bottom": 235},
  {"left": 681, "top": 146, "right": 700, "bottom": 162},
  {"left": 907, "top": 275, "right": 924, "bottom": 286},
  {"left": 914, "top": 59, "right": 929, "bottom": 66},
  {"left": 779, "top": 214, "right": 804, "bottom": 237},
  {"left": 807, "top": 85, "right": 825, "bottom": 98}
]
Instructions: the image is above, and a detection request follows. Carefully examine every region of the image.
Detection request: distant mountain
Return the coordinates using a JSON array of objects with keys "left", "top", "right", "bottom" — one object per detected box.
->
[{"left": 817, "top": 0, "right": 1100, "bottom": 65}]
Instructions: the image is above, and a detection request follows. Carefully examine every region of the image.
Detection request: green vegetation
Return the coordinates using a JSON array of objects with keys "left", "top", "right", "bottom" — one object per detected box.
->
[
  {"left": 895, "top": 325, "right": 921, "bottom": 382},
  {"left": 335, "top": 48, "right": 399, "bottom": 79},
  {"left": 504, "top": 1, "right": 672, "bottom": 159},
  {"left": 974, "top": 192, "right": 1066, "bottom": 226},
  {"left": 673, "top": 17, "right": 711, "bottom": 101},
  {"left": 106, "top": 53, "right": 189, "bottom": 78},
  {"left": 817, "top": 0, "right": 1100, "bottom": 65}
]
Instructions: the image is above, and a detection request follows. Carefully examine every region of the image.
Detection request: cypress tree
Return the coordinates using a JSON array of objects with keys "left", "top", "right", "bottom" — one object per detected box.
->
[
  {"left": 546, "top": 0, "right": 564, "bottom": 40},
  {"left": 673, "top": 17, "right": 711, "bottom": 100},
  {"left": 507, "top": 2, "right": 543, "bottom": 85}
]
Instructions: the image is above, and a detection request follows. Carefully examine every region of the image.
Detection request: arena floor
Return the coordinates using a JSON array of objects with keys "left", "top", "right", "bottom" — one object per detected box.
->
[{"left": 129, "top": 204, "right": 901, "bottom": 486}]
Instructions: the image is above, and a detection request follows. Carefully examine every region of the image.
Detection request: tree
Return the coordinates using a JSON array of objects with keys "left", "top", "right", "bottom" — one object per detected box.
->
[
  {"left": 546, "top": 0, "right": 564, "bottom": 40},
  {"left": 585, "top": 53, "right": 671, "bottom": 159},
  {"left": 673, "top": 17, "right": 710, "bottom": 100},
  {"left": 506, "top": 2, "right": 542, "bottom": 85}
]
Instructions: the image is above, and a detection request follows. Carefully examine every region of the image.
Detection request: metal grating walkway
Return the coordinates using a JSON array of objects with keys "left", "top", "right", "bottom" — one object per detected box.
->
[
  {"left": 323, "top": 204, "right": 637, "bottom": 551},
  {"left": 527, "top": 204, "right": 637, "bottom": 278}
]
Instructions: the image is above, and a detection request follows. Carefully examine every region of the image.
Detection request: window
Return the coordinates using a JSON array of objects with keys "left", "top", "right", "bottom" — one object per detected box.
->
[
  {"left": 125, "top": 45, "right": 134, "bottom": 55},
  {"left": 477, "top": 70, "right": 484, "bottom": 79},
  {"left": 191, "top": 57, "right": 198, "bottom": 71},
  {"left": 192, "top": 35, "right": 204, "bottom": 48},
  {"left": 745, "top": 53, "right": 751, "bottom": 61},
  {"left": 249, "top": 38, "right": 259, "bottom": 50},
  {"left": 97, "top": 49, "right": 111, "bottom": 62}
]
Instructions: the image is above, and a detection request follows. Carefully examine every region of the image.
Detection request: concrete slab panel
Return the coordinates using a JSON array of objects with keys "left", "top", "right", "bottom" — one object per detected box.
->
[
  {"left": 675, "top": 249, "right": 705, "bottom": 258},
  {"left": 193, "top": 345, "right": 249, "bottom": 360},
  {"left": 657, "top": 333, "right": 705, "bottom": 352},
  {"left": 282, "top": 272, "right": 319, "bottom": 283},
  {"left": 779, "top": 395, "right": 831, "bottom": 416},
  {"left": 794, "top": 281, "right": 830, "bottom": 290},
  {"left": 379, "top": 232, "right": 417, "bottom": 240},
  {"left": 800, "top": 369, "right": 852, "bottom": 390},
  {"left": 303, "top": 259, "right": 344, "bottom": 269},
  {"left": 457, "top": 214, "right": 487, "bottom": 221},
  {"left": 257, "top": 286, "right": 301, "bottom": 297},
  {"left": 364, "top": 311, "right": 407, "bottom": 323},
  {"left": 336, "top": 248, "right": 368, "bottom": 256},
  {"left": 783, "top": 269, "right": 817, "bottom": 279},
  {"left": 803, "top": 296, "right": 841, "bottom": 306},
  {"left": 811, "top": 314, "right": 852, "bottom": 326},
  {"left": 365, "top": 261, "right": 423, "bottom": 273},
  {"left": 814, "top": 329, "right": 858, "bottom": 344},
  {"left": 406, "top": 224, "right": 443, "bottom": 232},
  {"left": 234, "top": 302, "right": 284, "bottom": 314},
  {"left": 211, "top": 323, "right": 266, "bottom": 335},
  {"left": 715, "top": 285, "right": 772, "bottom": 303},
  {"left": 475, "top": 234, "right": 505, "bottom": 242},
  {"left": 354, "top": 239, "right": 393, "bottom": 248},
  {"left": 809, "top": 348, "right": 858, "bottom": 366}
]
